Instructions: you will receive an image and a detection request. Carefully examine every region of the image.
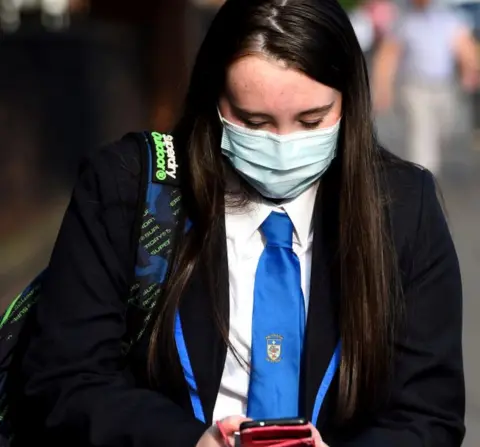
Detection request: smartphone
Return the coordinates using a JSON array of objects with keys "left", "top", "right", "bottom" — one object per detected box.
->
[
  {"left": 239, "top": 417, "right": 313, "bottom": 446},
  {"left": 240, "top": 417, "right": 308, "bottom": 431}
]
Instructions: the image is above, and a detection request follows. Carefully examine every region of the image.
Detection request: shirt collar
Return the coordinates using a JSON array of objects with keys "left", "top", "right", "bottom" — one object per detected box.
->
[
  {"left": 225, "top": 182, "right": 319, "bottom": 249},
  {"left": 281, "top": 182, "right": 319, "bottom": 247}
]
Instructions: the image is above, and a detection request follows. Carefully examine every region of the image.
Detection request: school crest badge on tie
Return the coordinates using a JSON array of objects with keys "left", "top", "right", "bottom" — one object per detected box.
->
[{"left": 266, "top": 334, "right": 283, "bottom": 363}]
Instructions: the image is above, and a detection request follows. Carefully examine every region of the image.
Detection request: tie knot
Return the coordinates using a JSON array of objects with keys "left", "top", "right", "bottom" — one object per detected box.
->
[{"left": 260, "top": 212, "right": 294, "bottom": 248}]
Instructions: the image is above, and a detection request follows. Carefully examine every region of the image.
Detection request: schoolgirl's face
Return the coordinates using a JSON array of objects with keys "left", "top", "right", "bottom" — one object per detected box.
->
[{"left": 219, "top": 54, "right": 342, "bottom": 135}]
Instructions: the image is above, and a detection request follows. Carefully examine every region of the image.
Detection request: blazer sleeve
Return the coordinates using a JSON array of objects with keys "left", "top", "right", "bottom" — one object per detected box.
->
[
  {"left": 20, "top": 139, "right": 206, "bottom": 447},
  {"left": 340, "top": 169, "right": 465, "bottom": 447}
]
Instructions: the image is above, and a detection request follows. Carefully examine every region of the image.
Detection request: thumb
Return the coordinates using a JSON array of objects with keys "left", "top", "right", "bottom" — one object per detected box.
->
[
  {"left": 215, "top": 416, "right": 251, "bottom": 447},
  {"left": 308, "top": 423, "right": 328, "bottom": 447},
  {"left": 218, "top": 415, "right": 251, "bottom": 434}
]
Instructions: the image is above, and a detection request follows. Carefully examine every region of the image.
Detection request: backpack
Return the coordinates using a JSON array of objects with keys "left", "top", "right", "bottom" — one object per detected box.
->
[{"left": 0, "top": 131, "right": 183, "bottom": 445}]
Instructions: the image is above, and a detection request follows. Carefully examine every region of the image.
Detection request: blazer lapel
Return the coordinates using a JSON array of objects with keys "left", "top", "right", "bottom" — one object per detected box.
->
[
  {"left": 179, "top": 216, "right": 229, "bottom": 425},
  {"left": 303, "top": 168, "right": 341, "bottom": 428}
]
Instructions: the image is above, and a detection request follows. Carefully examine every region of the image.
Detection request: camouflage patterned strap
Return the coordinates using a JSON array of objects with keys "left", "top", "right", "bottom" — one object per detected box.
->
[{"left": 123, "top": 131, "right": 183, "bottom": 351}]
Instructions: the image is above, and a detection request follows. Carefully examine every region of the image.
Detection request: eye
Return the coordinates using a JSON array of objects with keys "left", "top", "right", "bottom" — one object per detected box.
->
[
  {"left": 300, "top": 120, "right": 322, "bottom": 130},
  {"left": 244, "top": 120, "right": 268, "bottom": 129}
]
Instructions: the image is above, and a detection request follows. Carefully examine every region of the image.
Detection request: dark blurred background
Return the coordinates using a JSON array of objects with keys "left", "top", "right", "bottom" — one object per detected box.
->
[{"left": 0, "top": 0, "right": 478, "bottom": 444}]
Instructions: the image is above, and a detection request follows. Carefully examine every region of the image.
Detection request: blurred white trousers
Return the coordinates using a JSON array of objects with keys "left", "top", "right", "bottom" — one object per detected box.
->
[{"left": 401, "top": 82, "right": 457, "bottom": 174}]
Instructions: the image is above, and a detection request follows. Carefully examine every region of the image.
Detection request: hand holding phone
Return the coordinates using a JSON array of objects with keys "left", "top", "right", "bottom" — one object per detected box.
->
[
  {"left": 239, "top": 417, "right": 315, "bottom": 447},
  {"left": 197, "top": 416, "right": 250, "bottom": 447}
]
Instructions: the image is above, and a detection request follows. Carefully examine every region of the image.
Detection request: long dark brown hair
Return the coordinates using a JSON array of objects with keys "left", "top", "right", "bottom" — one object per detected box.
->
[{"left": 147, "top": 0, "right": 400, "bottom": 423}]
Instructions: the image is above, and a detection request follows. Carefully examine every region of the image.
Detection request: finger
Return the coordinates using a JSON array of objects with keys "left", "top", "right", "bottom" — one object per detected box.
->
[
  {"left": 215, "top": 416, "right": 252, "bottom": 447},
  {"left": 219, "top": 415, "right": 252, "bottom": 434},
  {"left": 308, "top": 423, "right": 325, "bottom": 447}
]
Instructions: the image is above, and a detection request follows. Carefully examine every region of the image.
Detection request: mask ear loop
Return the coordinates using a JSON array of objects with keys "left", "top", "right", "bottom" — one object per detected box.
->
[
  {"left": 217, "top": 108, "right": 242, "bottom": 129},
  {"left": 217, "top": 107, "right": 226, "bottom": 123}
]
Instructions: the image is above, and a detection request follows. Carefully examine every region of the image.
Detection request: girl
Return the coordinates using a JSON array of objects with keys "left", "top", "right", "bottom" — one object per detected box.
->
[{"left": 19, "top": 0, "right": 464, "bottom": 446}]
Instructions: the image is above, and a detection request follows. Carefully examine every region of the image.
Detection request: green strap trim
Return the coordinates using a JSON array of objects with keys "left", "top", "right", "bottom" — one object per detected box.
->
[{"left": 0, "top": 292, "right": 21, "bottom": 330}]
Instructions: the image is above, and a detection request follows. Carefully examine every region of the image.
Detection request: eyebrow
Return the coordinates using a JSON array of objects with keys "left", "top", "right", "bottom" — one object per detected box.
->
[{"left": 231, "top": 102, "right": 335, "bottom": 120}]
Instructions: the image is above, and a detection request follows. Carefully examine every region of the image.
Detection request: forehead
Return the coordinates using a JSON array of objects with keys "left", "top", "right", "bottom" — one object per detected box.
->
[{"left": 225, "top": 55, "right": 337, "bottom": 111}]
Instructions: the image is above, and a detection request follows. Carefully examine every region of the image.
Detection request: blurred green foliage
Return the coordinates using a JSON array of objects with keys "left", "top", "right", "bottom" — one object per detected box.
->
[{"left": 338, "top": 0, "right": 361, "bottom": 11}]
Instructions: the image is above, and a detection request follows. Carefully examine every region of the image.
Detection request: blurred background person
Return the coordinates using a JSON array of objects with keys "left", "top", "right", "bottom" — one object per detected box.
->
[
  {"left": 372, "top": 0, "right": 480, "bottom": 176},
  {"left": 447, "top": 0, "right": 480, "bottom": 136},
  {"left": 349, "top": 5, "right": 375, "bottom": 53},
  {"left": 349, "top": 0, "right": 399, "bottom": 59},
  {"left": 364, "top": 0, "right": 399, "bottom": 50}
]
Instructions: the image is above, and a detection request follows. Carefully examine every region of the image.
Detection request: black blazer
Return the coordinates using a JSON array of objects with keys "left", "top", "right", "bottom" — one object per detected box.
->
[{"left": 16, "top": 134, "right": 464, "bottom": 447}]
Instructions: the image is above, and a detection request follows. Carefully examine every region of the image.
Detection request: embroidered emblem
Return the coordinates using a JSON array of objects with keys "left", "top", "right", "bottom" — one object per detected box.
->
[{"left": 266, "top": 334, "right": 283, "bottom": 363}]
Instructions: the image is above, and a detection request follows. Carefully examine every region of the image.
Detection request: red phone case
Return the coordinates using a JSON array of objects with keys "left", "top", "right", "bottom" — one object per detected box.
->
[{"left": 239, "top": 424, "right": 315, "bottom": 447}]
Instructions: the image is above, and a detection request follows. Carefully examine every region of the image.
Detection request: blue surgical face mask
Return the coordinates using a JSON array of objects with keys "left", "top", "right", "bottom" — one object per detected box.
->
[{"left": 220, "top": 114, "right": 340, "bottom": 199}]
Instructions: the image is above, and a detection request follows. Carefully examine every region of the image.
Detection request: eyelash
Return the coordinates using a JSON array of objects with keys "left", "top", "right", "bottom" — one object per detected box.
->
[
  {"left": 244, "top": 121, "right": 267, "bottom": 129},
  {"left": 301, "top": 121, "right": 322, "bottom": 129},
  {"left": 244, "top": 120, "right": 323, "bottom": 130}
]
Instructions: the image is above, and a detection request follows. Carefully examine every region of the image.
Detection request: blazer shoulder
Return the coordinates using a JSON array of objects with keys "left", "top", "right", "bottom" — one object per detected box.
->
[
  {"left": 379, "top": 150, "right": 442, "bottom": 261},
  {"left": 80, "top": 133, "right": 143, "bottom": 182},
  {"left": 380, "top": 149, "right": 436, "bottom": 217}
]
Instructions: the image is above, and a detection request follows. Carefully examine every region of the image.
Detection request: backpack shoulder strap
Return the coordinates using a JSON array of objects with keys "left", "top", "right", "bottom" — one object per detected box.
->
[{"left": 123, "top": 131, "right": 184, "bottom": 351}]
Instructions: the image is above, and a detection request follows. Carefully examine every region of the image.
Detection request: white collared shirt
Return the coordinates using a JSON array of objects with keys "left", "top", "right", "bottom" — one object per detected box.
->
[{"left": 212, "top": 183, "right": 319, "bottom": 421}]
